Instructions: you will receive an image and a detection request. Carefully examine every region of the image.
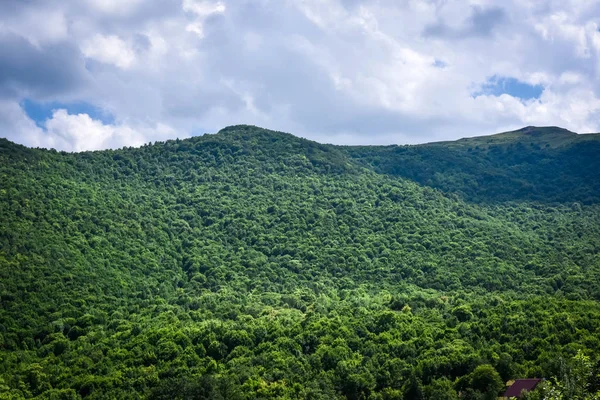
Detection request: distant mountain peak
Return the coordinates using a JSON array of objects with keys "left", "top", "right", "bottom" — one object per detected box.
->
[
  {"left": 217, "top": 124, "right": 262, "bottom": 134},
  {"left": 516, "top": 126, "right": 577, "bottom": 135},
  {"left": 215, "top": 125, "right": 299, "bottom": 142}
]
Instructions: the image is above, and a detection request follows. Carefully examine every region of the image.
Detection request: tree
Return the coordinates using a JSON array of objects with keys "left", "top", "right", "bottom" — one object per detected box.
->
[
  {"left": 424, "top": 378, "right": 458, "bottom": 400},
  {"left": 469, "top": 365, "right": 504, "bottom": 400},
  {"left": 403, "top": 373, "right": 424, "bottom": 400}
]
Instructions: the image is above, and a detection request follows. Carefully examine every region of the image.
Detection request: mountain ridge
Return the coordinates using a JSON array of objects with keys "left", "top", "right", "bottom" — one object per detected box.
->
[
  {"left": 3, "top": 124, "right": 599, "bottom": 153},
  {"left": 2, "top": 125, "right": 599, "bottom": 204}
]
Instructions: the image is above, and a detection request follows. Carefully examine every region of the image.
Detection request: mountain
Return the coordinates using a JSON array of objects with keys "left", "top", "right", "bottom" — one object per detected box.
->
[
  {"left": 345, "top": 126, "right": 600, "bottom": 204},
  {"left": 1, "top": 125, "right": 599, "bottom": 399}
]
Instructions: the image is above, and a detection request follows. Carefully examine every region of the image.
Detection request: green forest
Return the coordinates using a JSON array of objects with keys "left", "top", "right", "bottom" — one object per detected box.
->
[{"left": 1, "top": 125, "right": 600, "bottom": 399}]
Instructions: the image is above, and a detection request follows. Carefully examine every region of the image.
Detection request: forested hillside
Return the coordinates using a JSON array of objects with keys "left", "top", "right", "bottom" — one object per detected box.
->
[
  {"left": 346, "top": 126, "right": 600, "bottom": 204},
  {"left": 1, "top": 125, "right": 600, "bottom": 399}
]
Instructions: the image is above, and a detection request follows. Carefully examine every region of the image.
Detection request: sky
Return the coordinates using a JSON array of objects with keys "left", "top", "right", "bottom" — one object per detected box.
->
[{"left": 1, "top": 0, "right": 600, "bottom": 151}]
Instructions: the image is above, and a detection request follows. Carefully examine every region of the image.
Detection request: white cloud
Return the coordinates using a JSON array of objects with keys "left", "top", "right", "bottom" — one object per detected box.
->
[
  {"left": 7, "top": 9, "right": 68, "bottom": 45},
  {"left": 82, "top": 34, "right": 136, "bottom": 69},
  {"left": 559, "top": 71, "right": 583, "bottom": 85},
  {"left": 182, "top": 0, "right": 226, "bottom": 16},
  {"left": 44, "top": 110, "right": 179, "bottom": 151},
  {"left": 182, "top": 0, "right": 226, "bottom": 38},
  {"left": 0, "top": 100, "right": 46, "bottom": 148},
  {"left": 0, "top": 102, "right": 178, "bottom": 152},
  {"left": 43, "top": 109, "right": 143, "bottom": 151},
  {"left": 84, "top": 0, "right": 145, "bottom": 16}
]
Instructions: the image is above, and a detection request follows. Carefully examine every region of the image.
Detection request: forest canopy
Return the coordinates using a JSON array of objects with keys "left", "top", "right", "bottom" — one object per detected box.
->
[{"left": 1, "top": 125, "right": 600, "bottom": 399}]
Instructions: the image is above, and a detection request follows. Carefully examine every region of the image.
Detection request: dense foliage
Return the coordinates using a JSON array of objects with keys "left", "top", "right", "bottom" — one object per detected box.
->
[
  {"left": 346, "top": 126, "right": 600, "bottom": 204},
  {"left": 1, "top": 125, "right": 599, "bottom": 399}
]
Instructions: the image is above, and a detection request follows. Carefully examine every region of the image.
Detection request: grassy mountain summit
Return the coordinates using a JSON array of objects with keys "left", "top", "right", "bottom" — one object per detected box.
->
[
  {"left": 444, "top": 126, "right": 580, "bottom": 147},
  {"left": 1, "top": 125, "right": 600, "bottom": 399}
]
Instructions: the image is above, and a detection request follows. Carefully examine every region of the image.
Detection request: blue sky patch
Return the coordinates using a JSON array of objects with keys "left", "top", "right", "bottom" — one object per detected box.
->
[
  {"left": 473, "top": 75, "right": 544, "bottom": 100},
  {"left": 21, "top": 99, "right": 115, "bottom": 128}
]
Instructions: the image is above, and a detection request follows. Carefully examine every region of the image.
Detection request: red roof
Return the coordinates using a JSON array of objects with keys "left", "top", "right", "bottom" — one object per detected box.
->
[{"left": 503, "top": 379, "right": 542, "bottom": 398}]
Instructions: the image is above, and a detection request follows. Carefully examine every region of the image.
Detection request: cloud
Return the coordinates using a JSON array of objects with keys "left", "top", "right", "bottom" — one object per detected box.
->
[
  {"left": 469, "top": 6, "right": 507, "bottom": 36},
  {"left": 0, "top": 5, "right": 68, "bottom": 45},
  {"left": 0, "top": 99, "right": 47, "bottom": 148},
  {"left": 83, "top": 0, "right": 145, "bottom": 16},
  {"left": 183, "top": 0, "right": 227, "bottom": 38},
  {"left": 1, "top": 0, "right": 600, "bottom": 150},
  {"left": 0, "top": 32, "right": 88, "bottom": 99},
  {"left": 2, "top": 103, "right": 178, "bottom": 152},
  {"left": 423, "top": 5, "right": 507, "bottom": 39},
  {"left": 82, "top": 34, "right": 136, "bottom": 69},
  {"left": 43, "top": 110, "right": 144, "bottom": 151}
]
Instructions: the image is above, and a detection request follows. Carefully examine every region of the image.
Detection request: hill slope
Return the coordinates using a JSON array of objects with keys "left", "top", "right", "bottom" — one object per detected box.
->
[
  {"left": 345, "top": 126, "right": 600, "bottom": 204},
  {"left": 1, "top": 125, "right": 600, "bottom": 399}
]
